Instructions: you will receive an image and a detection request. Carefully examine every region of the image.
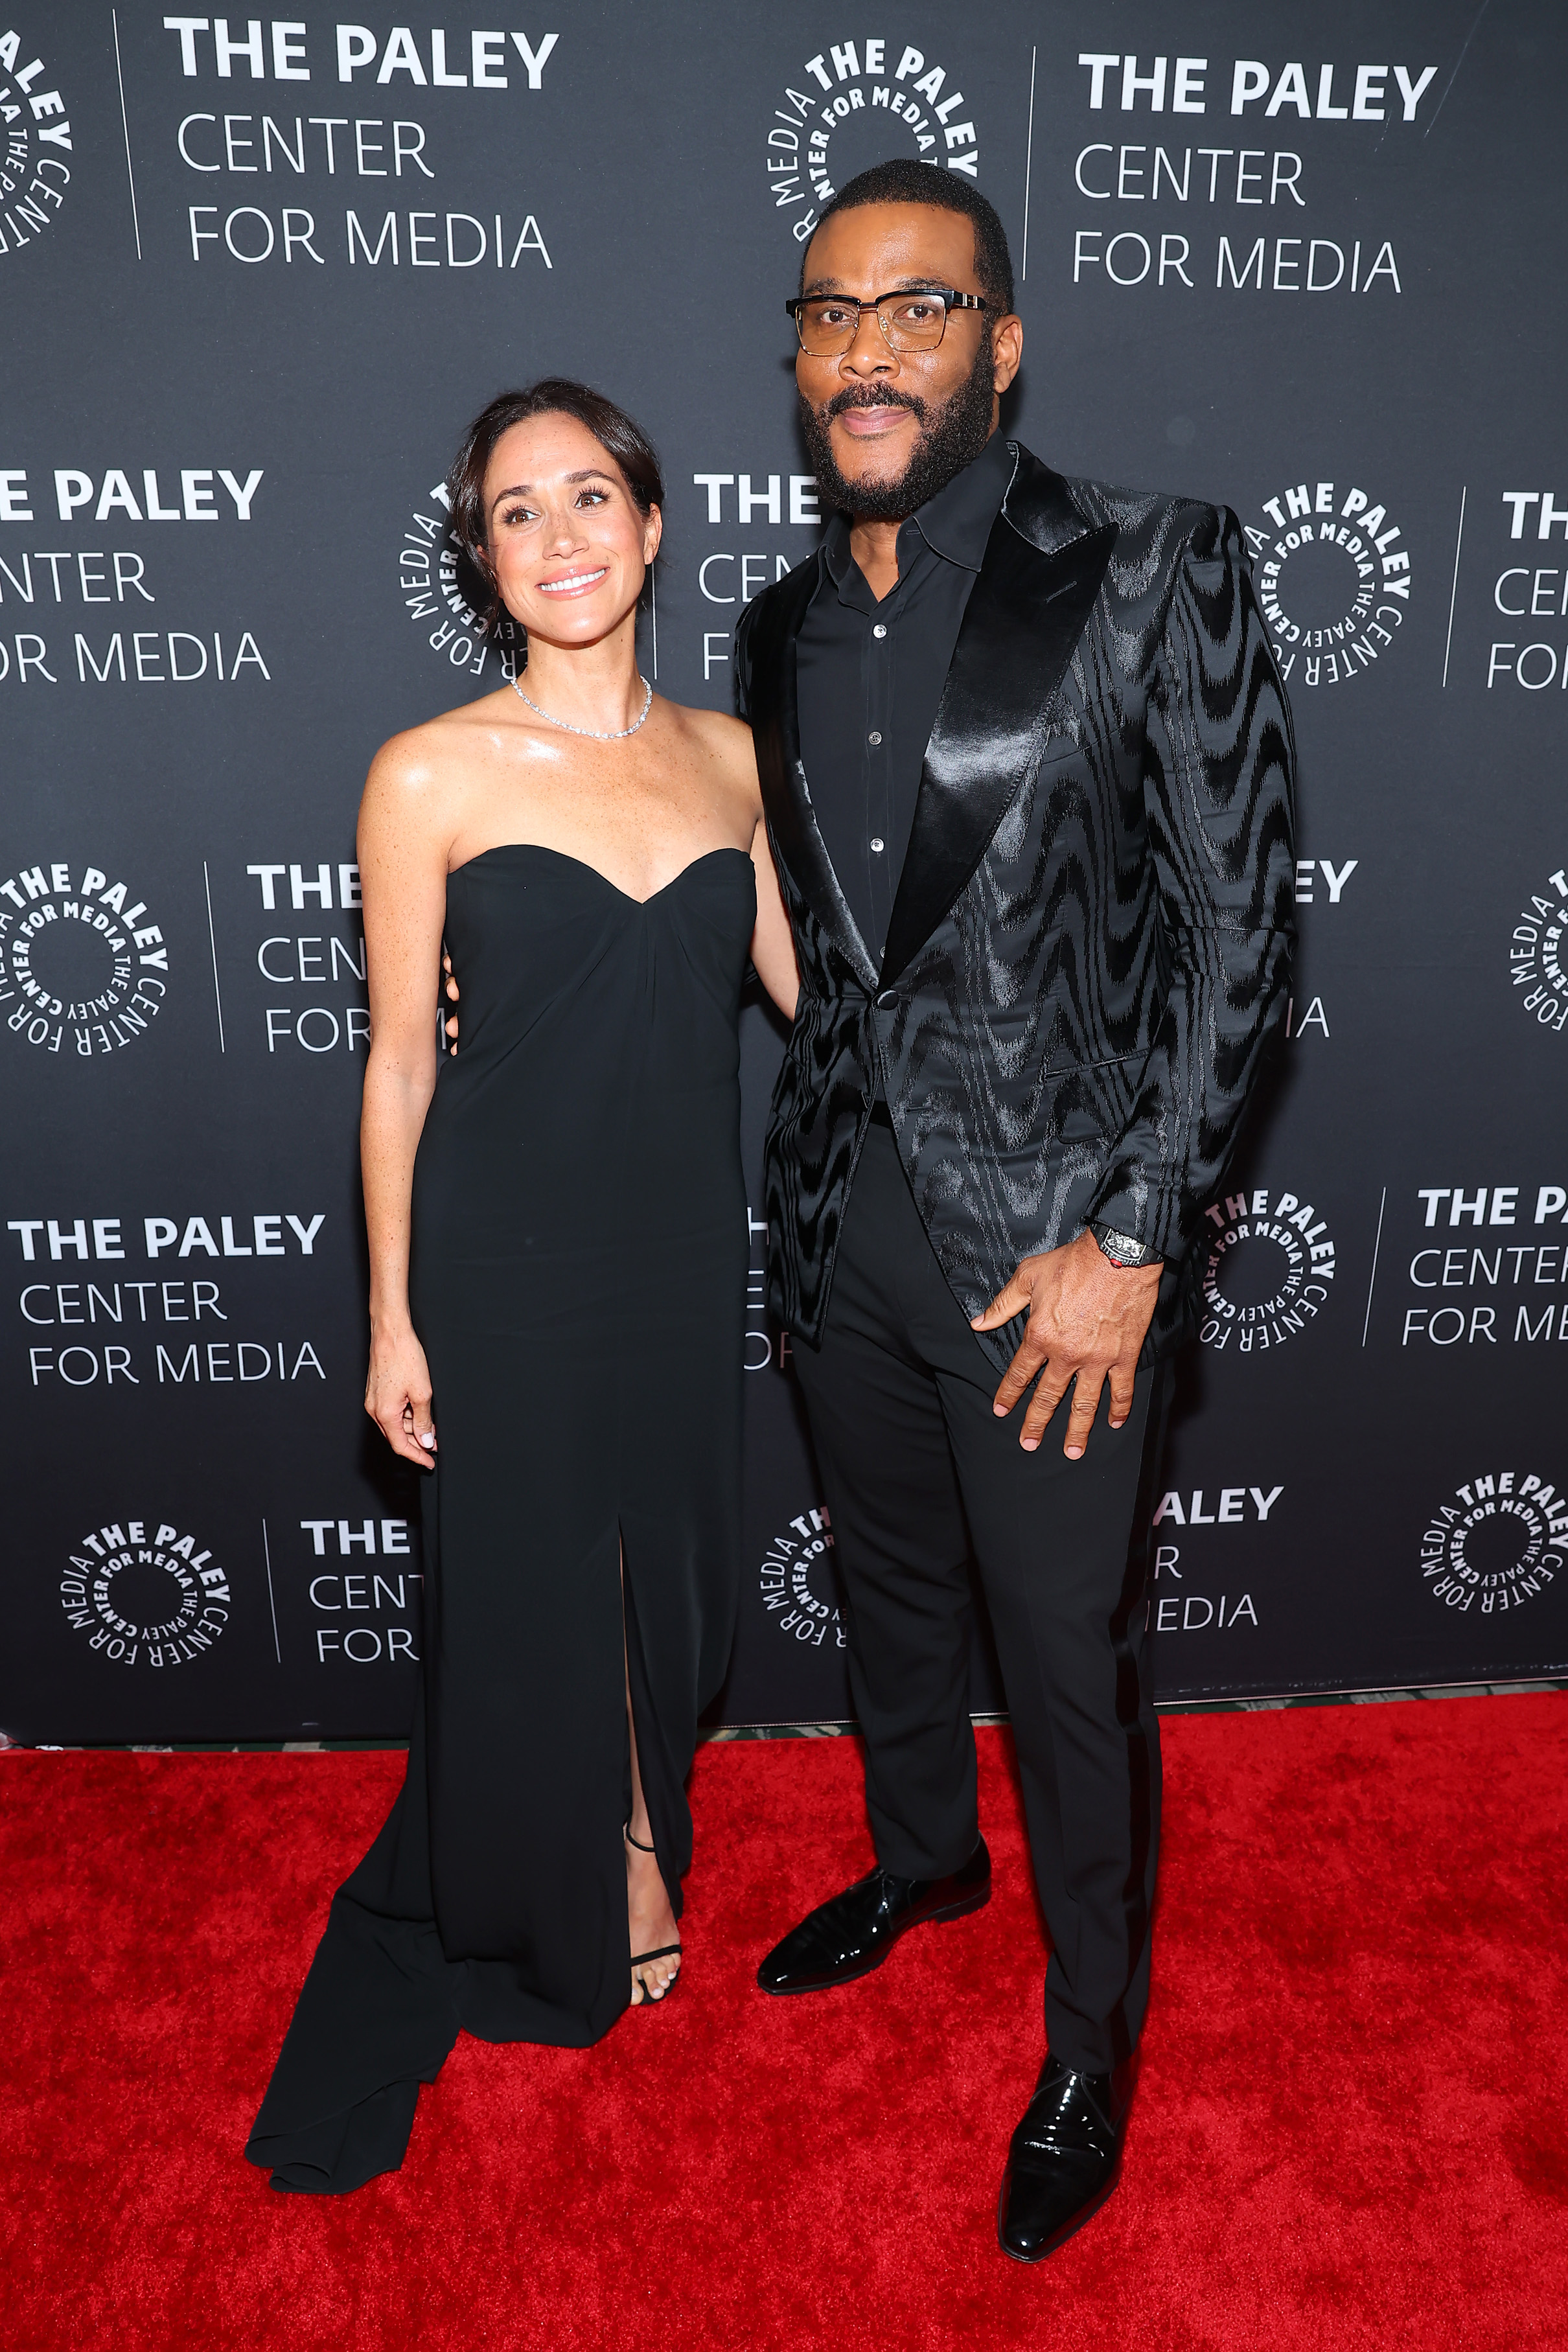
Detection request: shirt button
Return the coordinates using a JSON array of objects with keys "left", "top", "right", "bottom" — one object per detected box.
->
[
  {"left": 873, "top": 624, "right": 888, "bottom": 639},
  {"left": 868, "top": 731, "right": 882, "bottom": 745},
  {"left": 870, "top": 837, "right": 884, "bottom": 853}
]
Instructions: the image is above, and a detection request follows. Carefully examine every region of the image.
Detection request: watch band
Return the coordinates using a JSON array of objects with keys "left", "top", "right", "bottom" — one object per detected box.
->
[{"left": 1088, "top": 1219, "right": 1157, "bottom": 1269}]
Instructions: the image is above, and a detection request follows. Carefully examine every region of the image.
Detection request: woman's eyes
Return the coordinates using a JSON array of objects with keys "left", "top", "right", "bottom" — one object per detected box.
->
[{"left": 498, "top": 488, "right": 609, "bottom": 528}]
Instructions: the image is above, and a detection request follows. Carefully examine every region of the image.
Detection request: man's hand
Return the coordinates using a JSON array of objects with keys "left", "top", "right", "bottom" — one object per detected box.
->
[
  {"left": 971, "top": 1232, "right": 1162, "bottom": 1457},
  {"left": 441, "top": 950, "right": 459, "bottom": 1052}
]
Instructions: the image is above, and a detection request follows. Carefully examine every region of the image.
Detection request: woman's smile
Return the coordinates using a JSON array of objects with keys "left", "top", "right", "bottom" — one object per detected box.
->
[{"left": 535, "top": 565, "right": 610, "bottom": 597}]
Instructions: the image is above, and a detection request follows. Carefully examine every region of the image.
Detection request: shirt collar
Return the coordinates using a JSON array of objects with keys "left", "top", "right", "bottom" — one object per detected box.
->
[
  {"left": 909, "top": 427, "right": 1014, "bottom": 566},
  {"left": 820, "top": 429, "right": 1013, "bottom": 599}
]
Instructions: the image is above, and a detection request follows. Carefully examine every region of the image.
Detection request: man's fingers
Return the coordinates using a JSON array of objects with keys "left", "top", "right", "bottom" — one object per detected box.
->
[
  {"left": 991, "top": 1336, "right": 1050, "bottom": 1417},
  {"left": 1018, "top": 1368, "right": 1072, "bottom": 1450},
  {"left": 1107, "top": 1363, "right": 1136, "bottom": 1430},
  {"left": 1063, "top": 1366, "right": 1107, "bottom": 1459},
  {"left": 971, "top": 1278, "right": 1030, "bottom": 1333}
]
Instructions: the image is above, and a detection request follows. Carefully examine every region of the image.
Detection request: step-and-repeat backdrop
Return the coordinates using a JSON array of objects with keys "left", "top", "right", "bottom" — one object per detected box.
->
[{"left": 3, "top": 3, "right": 1565, "bottom": 1742}]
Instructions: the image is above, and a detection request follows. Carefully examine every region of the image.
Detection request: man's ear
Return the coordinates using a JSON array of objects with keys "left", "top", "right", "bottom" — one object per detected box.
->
[{"left": 992, "top": 313, "right": 1024, "bottom": 396}]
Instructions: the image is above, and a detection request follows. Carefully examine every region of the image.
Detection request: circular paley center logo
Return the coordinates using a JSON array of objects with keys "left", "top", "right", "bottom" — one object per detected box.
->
[
  {"left": 1507, "top": 864, "right": 1568, "bottom": 1038},
  {"left": 0, "top": 25, "right": 72, "bottom": 254},
  {"left": 1245, "top": 481, "right": 1412, "bottom": 689},
  {"left": 765, "top": 37, "right": 982, "bottom": 246},
  {"left": 60, "top": 1518, "right": 232, "bottom": 1670},
  {"left": 395, "top": 480, "right": 522, "bottom": 682},
  {"left": 0, "top": 859, "right": 168, "bottom": 1058},
  {"left": 758, "top": 1506, "right": 844, "bottom": 1649},
  {"left": 1199, "top": 1185, "right": 1336, "bottom": 1355},
  {"left": 1420, "top": 1471, "right": 1567, "bottom": 1619}
]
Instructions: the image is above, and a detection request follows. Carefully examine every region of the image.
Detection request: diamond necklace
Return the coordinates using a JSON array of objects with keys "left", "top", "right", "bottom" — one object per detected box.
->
[{"left": 509, "top": 671, "right": 653, "bottom": 740}]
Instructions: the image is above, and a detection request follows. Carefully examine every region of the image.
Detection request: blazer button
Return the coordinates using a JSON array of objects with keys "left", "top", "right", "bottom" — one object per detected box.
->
[{"left": 875, "top": 989, "right": 897, "bottom": 1010}]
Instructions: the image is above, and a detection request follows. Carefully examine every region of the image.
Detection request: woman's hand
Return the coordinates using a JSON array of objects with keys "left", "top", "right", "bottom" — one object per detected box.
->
[{"left": 365, "top": 1320, "right": 438, "bottom": 1468}]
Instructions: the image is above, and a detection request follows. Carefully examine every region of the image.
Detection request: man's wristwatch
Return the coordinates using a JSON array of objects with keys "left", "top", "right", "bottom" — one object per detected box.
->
[{"left": 1087, "top": 1219, "right": 1159, "bottom": 1269}]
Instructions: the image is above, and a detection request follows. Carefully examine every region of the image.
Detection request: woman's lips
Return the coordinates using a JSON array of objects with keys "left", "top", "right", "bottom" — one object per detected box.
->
[{"left": 535, "top": 566, "right": 609, "bottom": 597}]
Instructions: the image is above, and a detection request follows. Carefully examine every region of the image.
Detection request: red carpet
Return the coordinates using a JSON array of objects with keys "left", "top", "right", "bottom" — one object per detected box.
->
[{"left": 2, "top": 1696, "right": 1565, "bottom": 2351}]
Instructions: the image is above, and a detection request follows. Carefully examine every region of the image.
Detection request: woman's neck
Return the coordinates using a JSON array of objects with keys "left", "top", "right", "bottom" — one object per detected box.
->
[{"left": 514, "top": 617, "right": 646, "bottom": 733}]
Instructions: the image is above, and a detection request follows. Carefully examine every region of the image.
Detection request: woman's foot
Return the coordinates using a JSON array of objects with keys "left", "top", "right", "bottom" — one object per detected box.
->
[{"left": 625, "top": 1827, "right": 681, "bottom": 2003}]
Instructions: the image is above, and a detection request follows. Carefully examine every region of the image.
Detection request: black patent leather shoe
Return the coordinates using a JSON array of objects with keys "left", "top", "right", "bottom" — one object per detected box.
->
[
  {"left": 757, "top": 1839, "right": 990, "bottom": 1995},
  {"left": 997, "top": 2054, "right": 1133, "bottom": 2262}
]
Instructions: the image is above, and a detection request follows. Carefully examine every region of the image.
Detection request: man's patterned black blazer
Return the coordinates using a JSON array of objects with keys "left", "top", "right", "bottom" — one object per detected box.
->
[{"left": 735, "top": 440, "right": 1298, "bottom": 1371}]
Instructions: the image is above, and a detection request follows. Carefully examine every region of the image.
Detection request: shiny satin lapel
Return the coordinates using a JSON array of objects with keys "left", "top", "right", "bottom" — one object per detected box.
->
[
  {"left": 748, "top": 559, "right": 879, "bottom": 994},
  {"left": 879, "top": 507, "right": 1116, "bottom": 989}
]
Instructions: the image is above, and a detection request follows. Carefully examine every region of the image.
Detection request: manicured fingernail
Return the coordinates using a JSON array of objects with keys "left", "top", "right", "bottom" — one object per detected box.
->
[
  {"left": 419, "top": 1432, "right": 435, "bottom": 1449},
  {"left": 1066, "top": 1446, "right": 1083, "bottom": 1460},
  {"left": 1021, "top": 1437, "right": 1038, "bottom": 1451}
]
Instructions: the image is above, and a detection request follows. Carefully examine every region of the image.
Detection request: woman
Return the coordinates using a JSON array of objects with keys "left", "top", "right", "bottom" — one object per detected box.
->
[{"left": 246, "top": 380, "right": 798, "bottom": 2194}]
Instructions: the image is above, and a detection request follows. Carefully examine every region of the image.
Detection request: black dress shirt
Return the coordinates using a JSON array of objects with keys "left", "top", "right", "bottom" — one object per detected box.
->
[{"left": 792, "top": 430, "right": 1013, "bottom": 970}]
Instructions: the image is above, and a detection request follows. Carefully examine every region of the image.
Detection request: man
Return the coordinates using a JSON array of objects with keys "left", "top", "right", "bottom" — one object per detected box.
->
[{"left": 735, "top": 159, "right": 1295, "bottom": 2261}]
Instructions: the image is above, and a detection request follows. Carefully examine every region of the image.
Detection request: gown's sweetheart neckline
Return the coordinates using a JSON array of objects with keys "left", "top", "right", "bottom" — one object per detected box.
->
[{"left": 449, "top": 841, "right": 752, "bottom": 910}]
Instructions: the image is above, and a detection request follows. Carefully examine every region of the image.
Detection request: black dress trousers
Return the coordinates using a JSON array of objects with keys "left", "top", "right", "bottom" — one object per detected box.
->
[{"left": 790, "top": 1117, "right": 1172, "bottom": 2077}]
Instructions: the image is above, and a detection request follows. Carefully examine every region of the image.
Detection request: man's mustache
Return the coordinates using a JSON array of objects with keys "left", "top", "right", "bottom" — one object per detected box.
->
[{"left": 822, "top": 385, "right": 928, "bottom": 424}]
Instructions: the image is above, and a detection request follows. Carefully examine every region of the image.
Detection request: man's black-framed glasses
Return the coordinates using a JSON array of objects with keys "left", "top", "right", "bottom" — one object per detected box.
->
[{"left": 786, "top": 286, "right": 989, "bottom": 357}]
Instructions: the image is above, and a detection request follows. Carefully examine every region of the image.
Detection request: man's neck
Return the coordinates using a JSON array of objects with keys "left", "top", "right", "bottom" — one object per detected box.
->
[
  {"left": 840, "top": 418, "right": 1004, "bottom": 603},
  {"left": 847, "top": 514, "right": 904, "bottom": 604}
]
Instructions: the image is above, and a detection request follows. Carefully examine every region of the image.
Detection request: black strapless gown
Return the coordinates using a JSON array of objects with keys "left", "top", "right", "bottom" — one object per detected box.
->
[{"left": 246, "top": 845, "right": 755, "bottom": 2193}]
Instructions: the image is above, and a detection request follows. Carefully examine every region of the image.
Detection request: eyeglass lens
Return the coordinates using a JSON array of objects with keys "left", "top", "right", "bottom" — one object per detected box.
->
[{"left": 796, "top": 293, "right": 951, "bottom": 354}]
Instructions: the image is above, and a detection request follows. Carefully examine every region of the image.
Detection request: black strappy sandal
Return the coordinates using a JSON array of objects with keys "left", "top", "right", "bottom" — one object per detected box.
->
[{"left": 625, "top": 1826, "right": 682, "bottom": 2005}]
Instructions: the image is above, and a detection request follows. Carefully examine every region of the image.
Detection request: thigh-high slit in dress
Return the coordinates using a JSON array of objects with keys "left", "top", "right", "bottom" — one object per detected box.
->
[{"left": 245, "top": 844, "right": 755, "bottom": 2193}]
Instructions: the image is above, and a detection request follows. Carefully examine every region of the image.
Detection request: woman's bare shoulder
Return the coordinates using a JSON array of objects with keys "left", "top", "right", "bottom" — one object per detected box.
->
[
  {"left": 363, "top": 691, "right": 517, "bottom": 809},
  {"left": 664, "top": 701, "right": 759, "bottom": 798},
  {"left": 671, "top": 701, "right": 752, "bottom": 750}
]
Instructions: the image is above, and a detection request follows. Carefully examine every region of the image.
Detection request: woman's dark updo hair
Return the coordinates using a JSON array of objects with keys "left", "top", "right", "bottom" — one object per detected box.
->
[{"left": 447, "top": 378, "right": 664, "bottom": 631}]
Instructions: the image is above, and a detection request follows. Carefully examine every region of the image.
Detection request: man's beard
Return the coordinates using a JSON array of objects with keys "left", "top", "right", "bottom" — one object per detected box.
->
[{"left": 798, "top": 330, "right": 997, "bottom": 521}]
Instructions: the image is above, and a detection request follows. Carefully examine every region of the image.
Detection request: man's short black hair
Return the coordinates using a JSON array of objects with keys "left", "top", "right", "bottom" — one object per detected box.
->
[{"left": 803, "top": 158, "right": 1015, "bottom": 316}]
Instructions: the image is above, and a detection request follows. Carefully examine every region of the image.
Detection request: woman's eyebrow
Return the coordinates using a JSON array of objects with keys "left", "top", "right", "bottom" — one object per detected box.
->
[{"left": 489, "top": 467, "right": 614, "bottom": 511}]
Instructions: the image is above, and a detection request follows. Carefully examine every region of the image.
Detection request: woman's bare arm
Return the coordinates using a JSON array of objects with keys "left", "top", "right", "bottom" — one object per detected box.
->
[
  {"left": 358, "top": 730, "right": 453, "bottom": 1467},
  {"left": 697, "top": 705, "right": 800, "bottom": 1021},
  {"left": 749, "top": 816, "right": 800, "bottom": 1020}
]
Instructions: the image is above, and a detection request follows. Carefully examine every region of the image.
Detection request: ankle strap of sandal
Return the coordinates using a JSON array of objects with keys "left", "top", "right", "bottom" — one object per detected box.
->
[{"left": 624, "top": 1824, "right": 656, "bottom": 1854}]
